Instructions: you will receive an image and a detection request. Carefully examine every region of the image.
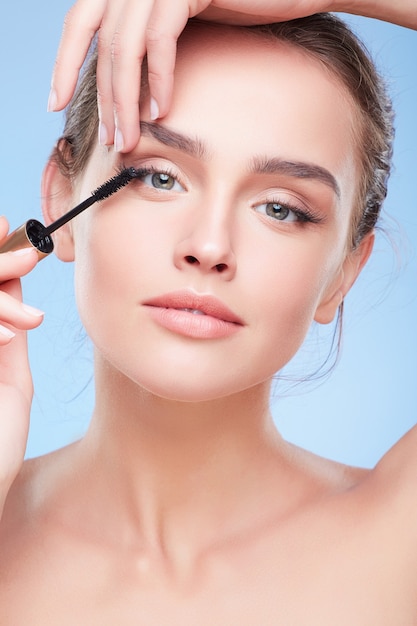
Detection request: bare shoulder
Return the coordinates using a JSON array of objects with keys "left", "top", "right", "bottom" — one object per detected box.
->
[
  {"left": 286, "top": 427, "right": 417, "bottom": 544},
  {"left": 343, "top": 423, "right": 417, "bottom": 559},
  {"left": 369, "top": 423, "right": 417, "bottom": 502}
]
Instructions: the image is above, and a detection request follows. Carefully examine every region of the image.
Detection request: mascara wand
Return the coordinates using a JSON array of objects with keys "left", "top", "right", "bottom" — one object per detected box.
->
[{"left": 0, "top": 167, "right": 139, "bottom": 260}]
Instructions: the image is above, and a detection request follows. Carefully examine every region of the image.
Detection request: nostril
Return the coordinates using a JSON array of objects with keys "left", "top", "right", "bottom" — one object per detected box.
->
[
  {"left": 183, "top": 256, "right": 228, "bottom": 272},
  {"left": 185, "top": 255, "right": 199, "bottom": 265}
]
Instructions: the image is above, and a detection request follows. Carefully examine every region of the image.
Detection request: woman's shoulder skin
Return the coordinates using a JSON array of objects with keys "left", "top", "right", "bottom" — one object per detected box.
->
[
  {"left": 367, "top": 421, "right": 417, "bottom": 524},
  {"left": 0, "top": 428, "right": 417, "bottom": 624}
]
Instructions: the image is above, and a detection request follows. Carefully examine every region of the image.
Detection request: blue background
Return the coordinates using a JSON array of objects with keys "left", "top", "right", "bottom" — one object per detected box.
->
[{"left": 1, "top": 3, "right": 416, "bottom": 467}]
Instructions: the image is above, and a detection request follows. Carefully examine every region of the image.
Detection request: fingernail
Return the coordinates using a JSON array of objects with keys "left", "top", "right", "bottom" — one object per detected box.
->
[
  {"left": 98, "top": 121, "right": 109, "bottom": 146},
  {"left": 22, "top": 304, "right": 45, "bottom": 317},
  {"left": 0, "top": 324, "right": 15, "bottom": 339},
  {"left": 150, "top": 97, "right": 159, "bottom": 121},
  {"left": 11, "top": 247, "right": 36, "bottom": 256},
  {"left": 47, "top": 88, "right": 58, "bottom": 112},
  {"left": 114, "top": 127, "right": 124, "bottom": 152}
]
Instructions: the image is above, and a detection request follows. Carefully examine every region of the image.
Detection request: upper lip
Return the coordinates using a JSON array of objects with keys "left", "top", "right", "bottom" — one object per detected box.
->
[{"left": 143, "top": 290, "right": 244, "bottom": 325}]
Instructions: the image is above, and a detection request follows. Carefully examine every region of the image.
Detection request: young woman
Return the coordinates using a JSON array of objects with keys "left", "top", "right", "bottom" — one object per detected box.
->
[{"left": 0, "top": 4, "right": 416, "bottom": 623}]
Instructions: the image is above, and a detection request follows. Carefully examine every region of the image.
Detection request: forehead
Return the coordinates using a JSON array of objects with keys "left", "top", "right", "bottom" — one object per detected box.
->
[
  {"left": 157, "top": 23, "right": 358, "bottom": 207},
  {"left": 172, "top": 24, "right": 355, "bottom": 145}
]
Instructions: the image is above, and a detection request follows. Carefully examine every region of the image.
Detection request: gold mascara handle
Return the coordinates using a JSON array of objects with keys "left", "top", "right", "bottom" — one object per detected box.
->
[{"left": 0, "top": 219, "right": 54, "bottom": 260}]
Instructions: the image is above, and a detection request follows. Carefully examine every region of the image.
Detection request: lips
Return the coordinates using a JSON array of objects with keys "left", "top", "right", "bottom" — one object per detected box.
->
[
  {"left": 143, "top": 290, "right": 244, "bottom": 339},
  {"left": 144, "top": 291, "right": 243, "bottom": 324}
]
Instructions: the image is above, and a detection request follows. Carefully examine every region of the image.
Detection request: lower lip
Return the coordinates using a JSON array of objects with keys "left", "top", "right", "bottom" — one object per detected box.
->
[{"left": 145, "top": 306, "right": 242, "bottom": 339}]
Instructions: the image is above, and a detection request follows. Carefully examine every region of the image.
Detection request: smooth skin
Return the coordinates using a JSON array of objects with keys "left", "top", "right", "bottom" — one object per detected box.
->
[
  {"left": 1, "top": 22, "right": 417, "bottom": 624},
  {"left": 48, "top": 0, "right": 417, "bottom": 152},
  {"left": 0, "top": 235, "right": 42, "bottom": 512}
]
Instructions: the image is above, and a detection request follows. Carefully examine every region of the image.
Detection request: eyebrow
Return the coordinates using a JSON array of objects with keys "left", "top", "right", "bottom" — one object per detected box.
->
[
  {"left": 140, "top": 121, "right": 208, "bottom": 159},
  {"left": 139, "top": 121, "right": 340, "bottom": 198},
  {"left": 250, "top": 156, "right": 340, "bottom": 198}
]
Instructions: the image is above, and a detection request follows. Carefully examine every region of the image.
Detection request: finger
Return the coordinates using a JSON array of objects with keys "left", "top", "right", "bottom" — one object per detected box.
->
[
  {"left": 0, "top": 288, "right": 44, "bottom": 341},
  {"left": 110, "top": 0, "right": 155, "bottom": 153},
  {"left": 96, "top": 0, "right": 129, "bottom": 147},
  {"left": 0, "top": 279, "right": 33, "bottom": 490},
  {"left": 147, "top": 1, "right": 214, "bottom": 117},
  {"left": 0, "top": 248, "right": 39, "bottom": 283},
  {"left": 0, "top": 216, "right": 9, "bottom": 240},
  {"left": 0, "top": 280, "right": 34, "bottom": 395},
  {"left": 49, "top": 0, "right": 107, "bottom": 112},
  {"left": 145, "top": 0, "right": 197, "bottom": 121}
]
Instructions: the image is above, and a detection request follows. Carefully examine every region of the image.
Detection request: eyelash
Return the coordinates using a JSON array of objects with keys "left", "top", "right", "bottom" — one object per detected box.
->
[
  {"left": 117, "top": 163, "right": 185, "bottom": 192},
  {"left": 117, "top": 164, "right": 323, "bottom": 225},
  {"left": 254, "top": 197, "right": 323, "bottom": 225}
]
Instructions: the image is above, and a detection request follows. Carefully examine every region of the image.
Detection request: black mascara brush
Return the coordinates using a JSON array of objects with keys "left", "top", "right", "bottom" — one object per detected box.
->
[{"left": 0, "top": 167, "right": 140, "bottom": 260}]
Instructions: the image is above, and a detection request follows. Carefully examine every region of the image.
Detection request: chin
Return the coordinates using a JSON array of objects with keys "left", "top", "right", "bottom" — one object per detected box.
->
[
  {"left": 137, "top": 377, "right": 243, "bottom": 404},
  {"left": 126, "top": 362, "right": 268, "bottom": 404}
]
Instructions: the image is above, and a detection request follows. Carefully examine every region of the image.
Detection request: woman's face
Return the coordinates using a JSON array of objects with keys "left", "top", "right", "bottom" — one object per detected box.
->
[{"left": 68, "top": 25, "right": 364, "bottom": 402}]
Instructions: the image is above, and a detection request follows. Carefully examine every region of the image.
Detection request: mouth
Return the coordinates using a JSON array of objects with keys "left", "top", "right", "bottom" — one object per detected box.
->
[
  {"left": 143, "top": 291, "right": 244, "bottom": 339},
  {"left": 178, "top": 308, "right": 207, "bottom": 315},
  {"left": 144, "top": 291, "right": 243, "bottom": 323}
]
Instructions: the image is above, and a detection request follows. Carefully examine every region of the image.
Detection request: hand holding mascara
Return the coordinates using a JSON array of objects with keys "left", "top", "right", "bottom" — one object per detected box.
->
[{"left": 0, "top": 167, "right": 140, "bottom": 260}]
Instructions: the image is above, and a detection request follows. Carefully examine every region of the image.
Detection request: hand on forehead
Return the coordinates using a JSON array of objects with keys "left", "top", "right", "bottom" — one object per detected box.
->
[{"left": 48, "top": 0, "right": 415, "bottom": 153}]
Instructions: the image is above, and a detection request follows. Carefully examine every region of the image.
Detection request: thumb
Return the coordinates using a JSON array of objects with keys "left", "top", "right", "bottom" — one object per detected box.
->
[{"left": 0, "top": 278, "right": 34, "bottom": 503}]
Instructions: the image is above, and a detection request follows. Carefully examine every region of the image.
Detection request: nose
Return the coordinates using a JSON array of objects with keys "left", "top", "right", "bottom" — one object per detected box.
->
[{"left": 173, "top": 200, "right": 237, "bottom": 280}]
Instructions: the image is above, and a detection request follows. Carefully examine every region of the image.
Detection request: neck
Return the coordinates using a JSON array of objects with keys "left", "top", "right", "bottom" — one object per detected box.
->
[{"left": 74, "top": 356, "right": 289, "bottom": 569}]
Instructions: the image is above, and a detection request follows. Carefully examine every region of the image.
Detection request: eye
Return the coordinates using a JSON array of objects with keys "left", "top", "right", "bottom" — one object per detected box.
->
[
  {"left": 267, "top": 202, "right": 296, "bottom": 221},
  {"left": 140, "top": 169, "right": 184, "bottom": 192},
  {"left": 255, "top": 200, "right": 299, "bottom": 222},
  {"left": 254, "top": 197, "right": 322, "bottom": 225}
]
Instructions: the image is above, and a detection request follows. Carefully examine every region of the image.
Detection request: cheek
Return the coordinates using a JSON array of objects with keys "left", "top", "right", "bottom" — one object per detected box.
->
[
  {"left": 72, "top": 205, "right": 173, "bottom": 354},
  {"left": 242, "top": 235, "right": 341, "bottom": 365},
  {"left": 71, "top": 201, "right": 346, "bottom": 401},
  {"left": 72, "top": 211, "right": 139, "bottom": 342}
]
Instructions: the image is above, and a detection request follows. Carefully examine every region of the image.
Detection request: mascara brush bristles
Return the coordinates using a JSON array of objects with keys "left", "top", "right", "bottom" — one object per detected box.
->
[
  {"left": 46, "top": 167, "right": 139, "bottom": 236},
  {"left": 91, "top": 167, "right": 140, "bottom": 200}
]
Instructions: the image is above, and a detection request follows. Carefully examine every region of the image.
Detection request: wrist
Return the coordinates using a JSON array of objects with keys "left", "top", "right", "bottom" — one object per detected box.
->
[{"left": 329, "top": 0, "right": 417, "bottom": 29}]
